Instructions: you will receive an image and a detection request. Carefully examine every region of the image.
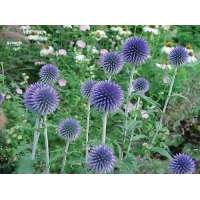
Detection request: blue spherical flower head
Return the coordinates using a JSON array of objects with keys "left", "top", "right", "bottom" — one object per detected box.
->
[
  {"left": 0, "top": 94, "right": 4, "bottom": 105},
  {"left": 169, "top": 153, "right": 195, "bottom": 174},
  {"left": 90, "top": 80, "right": 124, "bottom": 112},
  {"left": 122, "top": 37, "right": 149, "bottom": 65},
  {"left": 80, "top": 80, "right": 97, "bottom": 99},
  {"left": 100, "top": 52, "right": 124, "bottom": 75},
  {"left": 88, "top": 145, "right": 116, "bottom": 173},
  {"left": 39, "top": 64, "right": 59, "bottom": 84},
  {"left": 169, "top": 46, "right": 189, "bottom": 67},
  {"left": 24, "top": 82, "right": 45, "bottom": 112},
  {"left": 24, "top": 82, "right": 59, "bottom": 115},
  {"left": 58, "top": 118, "right": 81, "bottom": 141},
  {"left": 132, "top": 77, "right": 150, "bottom": 94}
]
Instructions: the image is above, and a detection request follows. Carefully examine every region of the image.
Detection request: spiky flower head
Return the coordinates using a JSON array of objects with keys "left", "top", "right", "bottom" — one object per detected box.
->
[
  {"left": 169, "top": 153, "right": 195, "bottom": 174},
  {"left": 90, "top": 80, "right": 124, "bottom": 112},
  {"left": 100, "top": 52, "right": 124, "bottom": 75},
  {"left": 0, "top": 94, "right": 4, "bottom": 105},
  {"left": 88, "top": 145, "right": 116, "bottom": 173},
  {"left": 80, "top": 80, "right": 97, "bottom": 99},
  {"left": 169, "top": 46, "right": 189, "bottom": 66},
  {"left": 39, "top": 64, "right": 59, "bottom": 84},
  {"left": 122, "top": 37, "right": 149, "bottom": 65},
  {"left": 58, "top": 118, "right": 81, "bottom": 141},
  {"left": 24, "top": 82, "right": 59, "bottom": 115},
  {"left": 132, "top": 77, "right": 150, "bottom": 93}
]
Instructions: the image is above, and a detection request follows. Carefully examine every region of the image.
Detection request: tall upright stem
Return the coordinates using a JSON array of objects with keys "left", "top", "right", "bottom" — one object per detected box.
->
[
  {"left": 85, "top": 101, "right": 91, "bottom": 164},
  {"left": 102, "top": 111, "right": 108, "bottom": 144},
  {"left": 126, "top": 97, "right": 140, "bottom": 156},
  {"left": 31, "top": 116, "right": 41, "bottom": 160},
  {"left": 61, "top": 140, "right": 70, "bottom": 173},
  {"left": 124, "top": 65, "right": 135, "bottom": 138},
  {"left": 43, "top": 115, "right": 50, "bottom": 173},
  {"left": 151, "top": 68, "right": 178, "bottom": 146},
  {"left": 1, "top": 62, "right": 5, "bottom": 85}
]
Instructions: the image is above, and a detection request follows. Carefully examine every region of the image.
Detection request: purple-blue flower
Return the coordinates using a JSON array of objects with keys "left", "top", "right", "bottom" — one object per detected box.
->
[
  {"left": 169, "top": 46, "right": 189, "bottom": 66},
  {"left": 132, "top": 77, "right": 150, "bottom": 93},
  {"left": 88, "top": 145, "right": 116, "bottom": 173},
  {"left": 39, "top": 64, "right": 59, "bottom": 84},
  {"left": 80, "top": 80, "right": 97, "bottom": 99},
  {"left": 100, "top": 52, "right": 124, "bottom": 75},
  {"left": 169, "top": 153, "right": 195, "bottom": 174},
  {"left": 122, "top": 37, "right": 149, "bottom": 65},
  {"left": 0, "top": 94, "right": 4, "bottom": 105},
  {"left": 24, "top": 82, "right": 59, "bottom": 115},
  {"left": 90, "top": 80, "right": 124, "bottom": 112},
  {"left": 58, "top": 118, "right": 81, "bottom": 141}
]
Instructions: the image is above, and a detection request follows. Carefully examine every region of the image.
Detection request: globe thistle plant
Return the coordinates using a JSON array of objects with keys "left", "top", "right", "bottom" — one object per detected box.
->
[
  {"left": 100, "top": 52, "right": 124, "bottom": 77},
  {"left": 122, "top": 37, "right": 150, "bottom": 139},
  {"left": 88, "top": 145, "right": 116, "bottom": 173},
  {"left": 122, "top": 37, "right": 149, "bottom": 65},
  {"left": 151, "top": 46, "right": 189, "bottom": 146},
  {"left": 24, "top": 82, "right": 59, "bottom": 173},
  {"left": 132, "top": 77, "right": 150, "bottom": 94},
  {"left": 90, "top": 81, "right": 124, "bottom": 144},
  {"left": 39, "top": 64, "right": 59, "bottom": 84},
  {"left": 169, "top": 153, "right": 195, "bottom": 174},
  {"left": 80, "top": 80, "right": 97, "bottom": 164},
  {"left": 58, "top": 118, "right": 81, "bottom": 173}
]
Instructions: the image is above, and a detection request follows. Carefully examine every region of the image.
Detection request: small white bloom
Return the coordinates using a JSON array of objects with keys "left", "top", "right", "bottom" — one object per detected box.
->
[
  {"left": 91, "top": 47, "right": 99, "bottom": 54},
  {"left": 56, "top": 49, "right": 67, "bottom": 56},
  {"left": 16, "top": 88, "right": 23, "bottom": 95},
  {"left": 156, "top": 63, "right": 172, "bottom": 70},
  {"left": 141, "top": 110, "right": 149, "bottom": 119},
  {"left": 75, "top": 54, "right": 85, "bottom": 61},
  {"left": 143, "top": 26, "right": 159, "bottom": 35},
  {"left": 188, "top": 55, "right": 197, "bottom": 63},
  {"left": 63, "top": 25, "right": 72, "bottom": 28},
  {"left": 161, "top": 46, "right": 173, "bottom": 54},
  {"left": 92, "top": 30, "right": 107, "bottom": 41},
  {"left": 27, "top": 35, "right": 47, "bottom": 41},
  {"left": 40, "top": 46, "right": 54, "bottom": 57},
  {"left": 163, "top": 75, "right": 171, "bottom": 84}
]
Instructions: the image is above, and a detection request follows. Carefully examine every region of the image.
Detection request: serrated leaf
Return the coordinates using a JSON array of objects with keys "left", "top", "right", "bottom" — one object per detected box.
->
[{"left": 150, "top": 147, "right": 172, "bottom": 160}]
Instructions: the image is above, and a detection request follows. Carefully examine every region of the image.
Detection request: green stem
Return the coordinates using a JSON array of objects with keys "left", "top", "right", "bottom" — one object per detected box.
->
[
  {"left": 102, "top": 111, "right": 108, "bottom": 144},
  {"left": 43, "top": 115, "right": 50, "bottom": 173},
  {"left": 151, "top": 68, "right": 178, "bottom": 146},
  {"left": 85, "top": 102, "right": 91, "bottom": 164},
  {"left": 1, "top": 62, "right": 5, "bottom": 85},
  {"left": 31, "top": 116, "right": 41, "bottom": 160},
  {"left": 124, "top": 65, "right": 135, "bottom": 139},
  {"left": 126, "top": 97, "right": 140, "bottom": 156},
  {"left": 61, "top": 140, "right": 70, "bottom": 173}
]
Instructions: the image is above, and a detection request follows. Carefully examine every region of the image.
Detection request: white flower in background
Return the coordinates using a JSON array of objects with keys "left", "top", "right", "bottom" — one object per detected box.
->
[
  {"left": 91, "top": 47, "right": 99, "bottom": 54},
  {"left": 161, "top": 25, "right": 171, "bottom": 31},
  {"left": 79, "top": 25, "right": 90, "bottom": 31},
  {"left": 16, "top": 88, "right": 23, "bottom": 95},
  {"left": 127, "top": 102, "right": 135, "bottom": 113},
  {"left": 63, "top": 25, "right": 72, "bottom": 28},
  {"left": 6, "top": 41, "right": 22, "bottom": 51},
  {"left": 27, "top": 35, "right": 47, "bottom": 41},
  {"left": 161, "top": 41, "right": 173, "bottom": 54},
  {"left": 40, "top": 46, "right": 54, "bottom": 57},
  {"left": 76, "top": 40, "right": 86, "bottom": 48},
  {"left": 143, "top": 26, "right": 159, "bottom": 35},
  {"left": 186, "top": 46, "right": 197, "bottom": 63},
  {"left": 92, "top": 30, "right": 107, "bottom": 41},
  {"left": 163, "top": 75, "right": 171, "bottom": 84},
  {"left": 141, "top": 110, "right": 149, "bottom": 119},
  {"left": 100, "top": 49, "right": 108, "bottom": 55},
  {"left": 116, "top": 35, "right": 121, "bottom": 41},
  {"left": 20, "top": 25, "right": 31, "bottom": 34},
  {"left": 34, "top": 61, "right": 46, "bottom": 66},
  {"left": 110, "top": 26, "right": 131, "bottom": 36},
  {"left": 156, "top": 63, "right": 172, "bottom": 70},
  {"left": 56, "top": 49, "right": 67, "bottom": 56},
  {"left": 58, "top": 79, "right": 67, "bottom": 87},
  {"left": 75, "top": 53, "right": 85, "bottom": 62}
]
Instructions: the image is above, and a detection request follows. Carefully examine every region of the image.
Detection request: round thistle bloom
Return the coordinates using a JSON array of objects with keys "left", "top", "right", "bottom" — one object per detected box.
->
[
  {"left": 88, "top": 145, "right": 116, "bottom": 173},
  {"left": 0, "top": 94, "right": 4, "bottom": 105},
  {"left": 24, "top": 83, "right": 59, "bottom": 115},
  {"left": 100, "top": 52, "right": 124, "bottom": 75},
  {"left": 58, "top": 118, "right": 81, "bottom": 141},
  {"left": 90, "top": 81, "right": 124, "bottom": 112},
  {"left": 169, "top": 46, "right": 189, "bottom": 66},
  {"left": 132, "top": 77, "right": 150, "bottom": 93},
  {"left": 39, "top": 64, "right": 59, "bottom": 84},
  {"left": 122, "top": 37, "right": 149, "bottom": 65},
  {"left": 169, "top": 153, "right": 195, "bottom": 174},
  {"left": 80, "top": 80, "right": 97, "bottom": 99}
]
